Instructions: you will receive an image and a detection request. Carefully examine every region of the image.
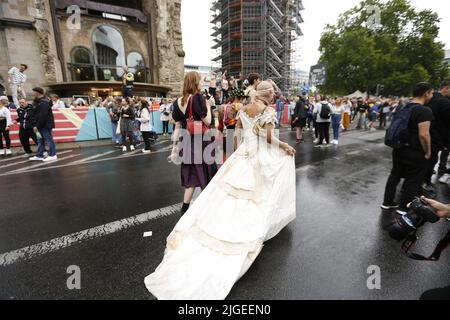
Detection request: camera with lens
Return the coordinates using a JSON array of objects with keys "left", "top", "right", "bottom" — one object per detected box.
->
[{"left": 387, "top": 197, "right": 441, "bottom": 241}]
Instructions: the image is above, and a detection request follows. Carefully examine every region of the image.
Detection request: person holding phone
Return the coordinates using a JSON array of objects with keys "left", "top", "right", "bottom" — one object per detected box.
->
[{"left": 159, "top": 98, "right": 171, "bottom": 137}]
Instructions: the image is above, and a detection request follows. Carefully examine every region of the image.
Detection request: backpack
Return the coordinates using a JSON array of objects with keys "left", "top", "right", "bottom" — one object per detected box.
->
[
  {"left": 385, "top": 103, "right": 419, "bottom": 149},
  {"left": 319, "top": 103, "right": 331, "bottom": 120}
]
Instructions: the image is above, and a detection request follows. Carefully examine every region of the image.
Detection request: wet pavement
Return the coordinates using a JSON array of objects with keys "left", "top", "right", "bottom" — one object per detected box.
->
[{"left": 0, "top": 129, "right": 449, "bottom": 300}]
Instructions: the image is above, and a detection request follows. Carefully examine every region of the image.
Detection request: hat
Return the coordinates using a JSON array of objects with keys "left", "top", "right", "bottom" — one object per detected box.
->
[
  {"left": 0, "top": 95, "right": 8, "bottom": 101},
  {"left": 32, "top": 87, "right": 45, "bottom": 95}
]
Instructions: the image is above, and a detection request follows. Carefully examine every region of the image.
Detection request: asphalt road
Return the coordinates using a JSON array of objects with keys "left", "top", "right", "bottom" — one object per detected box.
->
[{"left": 0, "top": 129, "right": 449, "bottom": 300}]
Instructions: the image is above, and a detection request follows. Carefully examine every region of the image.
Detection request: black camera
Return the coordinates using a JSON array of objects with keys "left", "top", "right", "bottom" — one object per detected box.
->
[{"left": 387, "top": 197, "right": 440, "bottom": 241}]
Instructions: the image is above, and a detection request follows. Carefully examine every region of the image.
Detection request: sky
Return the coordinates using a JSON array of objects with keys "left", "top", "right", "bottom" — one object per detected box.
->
[{"left": 181, "top": 0, "right": 450, "bottom": 72}]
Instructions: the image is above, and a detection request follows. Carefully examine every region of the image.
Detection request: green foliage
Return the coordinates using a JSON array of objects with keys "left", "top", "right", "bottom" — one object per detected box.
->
[{"left": 319, "top": 0, "right": 449, "bottom": 96}]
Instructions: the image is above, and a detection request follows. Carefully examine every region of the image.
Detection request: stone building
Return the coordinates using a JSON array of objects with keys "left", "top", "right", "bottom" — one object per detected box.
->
[{"left": 0, "top": 0, "right": 185, "bottom": 101}]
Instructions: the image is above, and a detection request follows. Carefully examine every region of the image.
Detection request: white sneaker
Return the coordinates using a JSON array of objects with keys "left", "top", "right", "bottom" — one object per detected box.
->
[
  {"left": 334, "top": 140, "right": 339, "bottom": 146},
  {"left": 43, "top": 155, "right": 58, "bottom": 162},
  {"left": 439, "top": 174, "right": 450, "bottom": 184},
  {"left": 29, "top": 156, "right": 44, "bottom": 161},
  {"left": 1, "top": 149, "right": 5, "bottom": 155},
  {"left": 142, "top": 149, "right": 151, "bottom": 154},
  {"left": 122, "top": 146, "right": 127, "bottom": 152},
  {"left": 130, "top": 145, "right": 135, "bottom": 151},
  {"left": 44, "top": 152, "right": 48, "bottom": 158},
  {"left": 5, "top": 149, "right": 12, "bottom": 155},
  {"left": 313, "top": 139, "right": 319, "bottom": 144}
]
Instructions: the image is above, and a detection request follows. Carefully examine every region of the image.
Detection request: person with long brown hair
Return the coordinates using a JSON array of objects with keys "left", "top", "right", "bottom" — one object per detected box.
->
[
  {"left": 168, "top": 71, "right": 217, "bottom": 214},
  {"left": 145, "top": 80, "right": 296, "bottom": 300}
]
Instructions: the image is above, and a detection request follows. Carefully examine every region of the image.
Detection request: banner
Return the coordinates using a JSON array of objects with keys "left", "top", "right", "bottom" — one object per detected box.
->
[{"left": 9, "top": 105, "right": 173, "bottom": 147}]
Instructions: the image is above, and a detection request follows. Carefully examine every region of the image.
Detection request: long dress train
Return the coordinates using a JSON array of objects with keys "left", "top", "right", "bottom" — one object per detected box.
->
[{"left": 144, "top": 107, "right": 296, "bottom": 300}]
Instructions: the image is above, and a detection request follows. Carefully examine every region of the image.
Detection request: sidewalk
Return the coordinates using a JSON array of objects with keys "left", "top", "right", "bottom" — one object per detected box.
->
[{"left": 10, "top": 135, "right": 173, "bottom": 154}]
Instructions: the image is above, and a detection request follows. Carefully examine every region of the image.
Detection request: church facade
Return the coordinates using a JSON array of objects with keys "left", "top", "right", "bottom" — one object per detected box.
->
[{"left": 0, "top": 0, "right": 185, "bottom": 99}]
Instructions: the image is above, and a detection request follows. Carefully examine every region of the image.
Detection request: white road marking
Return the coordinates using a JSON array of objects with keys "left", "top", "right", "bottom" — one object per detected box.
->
[
  {"left": 0, "top": 156, "right": 19, "bottom": 164},
  {"left": 153, "top": 140, "right": 171, "bottom": 147},
  {"left": 7, "top": 154, "right": 81, "bottom": 174},
  {"left": 67, "top": 151, "right": 116, "bottom": 165},
  {"left": 143, "top": 231, "right": 153, "bottom": 238},
  {"left": 121, "top": 149, "right": 143, "bottom": 157},
  {"left": 0, "top": 150, "right": 73, "bottom": 170},
  {"left": 0, "top": 147, "right": 173, "bottom": 177},
  {"left": 0, "top": 203, "right": 182, "bottom": 267}
]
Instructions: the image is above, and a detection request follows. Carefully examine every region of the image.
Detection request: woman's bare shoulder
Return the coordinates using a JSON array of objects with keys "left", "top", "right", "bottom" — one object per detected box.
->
[{"left": 244, "top": 102, "right": 265, "bottom": 118}]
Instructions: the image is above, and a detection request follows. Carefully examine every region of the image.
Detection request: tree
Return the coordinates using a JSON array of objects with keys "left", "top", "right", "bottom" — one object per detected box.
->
[{"left": 319, "top": 0, "right": 449, "bottom": 96}]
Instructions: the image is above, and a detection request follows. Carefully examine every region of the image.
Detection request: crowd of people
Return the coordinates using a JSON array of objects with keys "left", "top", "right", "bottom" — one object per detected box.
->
[{"left": 381, "top": 80, "right": 450, "bottom": 216}]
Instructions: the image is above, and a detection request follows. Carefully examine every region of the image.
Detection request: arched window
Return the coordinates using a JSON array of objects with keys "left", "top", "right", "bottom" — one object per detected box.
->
[
  {"left": 68, "top": 25, "right": 150, "bottom": 83},
  {"left": 72, "top": 47, "right": 92, "bottom": 64},
  {"left": 92, "top": 25, "right": 126, "bottom": 81},
  {"left": 70, "top": 47, "right": 95, "bottom": 81},
  {"left": 127, "top": 52, "right": 146, "bottom": 82}
]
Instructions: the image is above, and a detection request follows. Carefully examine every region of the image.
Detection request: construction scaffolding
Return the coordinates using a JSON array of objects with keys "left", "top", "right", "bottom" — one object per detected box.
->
[{"left": 211, "top": 0, "right": 304, "bottom": 93}]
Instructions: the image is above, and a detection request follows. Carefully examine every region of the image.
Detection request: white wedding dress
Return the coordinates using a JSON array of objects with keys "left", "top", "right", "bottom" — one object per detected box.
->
[{"left": 144, "top": 107, "right": 296, "bottom": 300}]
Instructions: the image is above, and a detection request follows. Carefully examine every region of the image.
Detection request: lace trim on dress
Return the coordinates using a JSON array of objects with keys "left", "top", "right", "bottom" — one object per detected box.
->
[
  {"left": 167, "top": 225, "right": 263, "bottom": 256},
  {"left": 259, "top": 107, "right": 278, "bottom": 127},
  {"left": 253, "top": 107, "right": 277, "bottom": 137}
]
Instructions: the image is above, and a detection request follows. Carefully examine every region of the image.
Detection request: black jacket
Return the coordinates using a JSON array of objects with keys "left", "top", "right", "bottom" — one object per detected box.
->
[
  {"left": 428, "top": 92, "right": 450, "bottom": 150},
  {"left": 16, "top": 104, "right": 36, "bottom": 130},
  {"left": 33, "top": 97, "right": 55, "bottom": 129},
  {"left": 293, "top": 100, "right": 307, "bottom": 119}
]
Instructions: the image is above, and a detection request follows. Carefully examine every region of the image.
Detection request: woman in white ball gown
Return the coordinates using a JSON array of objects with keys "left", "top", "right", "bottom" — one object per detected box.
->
[{"left": 144, "top": 80, "right": 297, "bottom": 300}]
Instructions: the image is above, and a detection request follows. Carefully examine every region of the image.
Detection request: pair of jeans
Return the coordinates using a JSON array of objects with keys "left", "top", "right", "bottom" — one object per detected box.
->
[
  {"left": 19, "top": 127, "right": 37, "bottom": 154},
  {"left": 356, "top": 113, "right": 367, "bottom": 129},
  {"left": 317, "top": 122, "right": 330, "bottom": 145},
  {"left": 162, "top": 121, "right": 169, "bottom": 134},
  {"left": 37, "top": 128, "right": 56, "bottom": 157},
  {"left": 277, "top": 111, "right": 284, "bottom": 127},
  {"left": 313, "top": 120, "right": 319, "bottom": 138},
  {"left": 379, "top": 114, "right": 387, "bottom": 129},
  {"left": 331, "top": 114, "right": 342, "bottom": 140},
  {"left": 121, "top": 132, "right": 133, "bottom": 149},
  {"left": 307, "top": 115, "right": 313, "bottom": 129},
  {"left": 111, "top": 122, "right": 121, "bottom": 143},
  {"left": 142, "top": 131, "right": 152, "bottom": 151},
  {"left": 10, "top": 84, "right": 26, "bottom": 107},
  {"left": 383, "top": 148, "right": 428, "bottom": 209},
  {"left": 0, "top": 121, "right": 11, "bottom": 149}
]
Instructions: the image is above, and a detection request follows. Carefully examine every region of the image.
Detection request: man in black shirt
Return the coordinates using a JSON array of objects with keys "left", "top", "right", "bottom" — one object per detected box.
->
[
  {"left": 382, "top": 83, "right": 434, "bottom": 215},
  {"left": 423, "top": 79, "right": 450, "bottom": 192},
  {"left": 15, "top": 98, "right": 37, "bottom": 155},
  {"left": 292, "top": 96, "right": 308, "bottom": 143},
  {"left": 356, "top": 99, "right": 369, "bottom": 130},
  {"left": 29, "top": 87, "right": 57, "bottom": 162}
]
